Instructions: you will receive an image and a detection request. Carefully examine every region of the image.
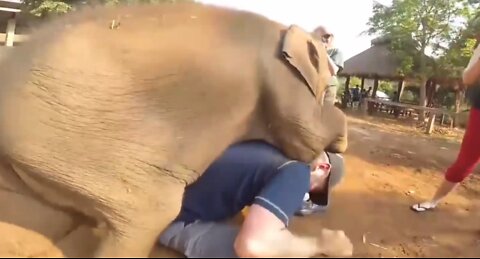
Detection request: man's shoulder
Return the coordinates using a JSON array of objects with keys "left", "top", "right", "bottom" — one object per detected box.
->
[
  {"left": 328, "top": 47, "right": 343, "bottom": 56},
  {"left": 327, "top": 47, "right": 344, "bottom": 70},
  {"left": 206, "top": 141, "right": 299, "bottom": 177}
]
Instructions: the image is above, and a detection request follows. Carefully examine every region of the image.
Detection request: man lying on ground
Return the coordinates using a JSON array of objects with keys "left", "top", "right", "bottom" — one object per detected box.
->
[{"left": 158, "top": 140, "right": 352, "bottom": 258}]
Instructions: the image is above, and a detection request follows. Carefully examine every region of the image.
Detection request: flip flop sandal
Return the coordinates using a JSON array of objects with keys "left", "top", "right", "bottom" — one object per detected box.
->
[{"left": 411, "top": 203, "right": 436, "bottom": 213}]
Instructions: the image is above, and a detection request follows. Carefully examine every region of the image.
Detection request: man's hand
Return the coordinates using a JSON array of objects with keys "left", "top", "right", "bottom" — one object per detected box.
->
[{"left": 316, "top": 229, "right": 353, "bottom": 257}]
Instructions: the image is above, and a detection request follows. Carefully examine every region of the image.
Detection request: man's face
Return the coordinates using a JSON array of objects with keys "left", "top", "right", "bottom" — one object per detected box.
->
[
  {"left": 309, "top": 152, "right": 331, "bottom": 192},
  {"left": 313, "top": 27, "right": 334, "bottom": 49}
]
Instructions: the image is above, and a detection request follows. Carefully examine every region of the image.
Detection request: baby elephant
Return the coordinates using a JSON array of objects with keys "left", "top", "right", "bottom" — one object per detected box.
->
[{"left": 0, "top": 2, "right": 347, "bottom": 257}]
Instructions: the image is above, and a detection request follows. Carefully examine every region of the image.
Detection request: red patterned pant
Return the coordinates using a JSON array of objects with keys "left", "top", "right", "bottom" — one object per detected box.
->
[{"left": 445, "top": 108, "right": 480, "bottom": 183}]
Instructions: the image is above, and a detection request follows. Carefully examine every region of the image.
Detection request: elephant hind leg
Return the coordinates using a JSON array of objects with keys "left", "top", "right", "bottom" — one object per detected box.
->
[{"left": 94, "top": 181, "right": 184, "bottom": 258}]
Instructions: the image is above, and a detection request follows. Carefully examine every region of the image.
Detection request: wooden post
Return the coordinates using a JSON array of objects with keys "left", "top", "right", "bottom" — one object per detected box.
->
[
  {"left": 372, "top": 77, "right": 379, "bottom": 98},
  {"left": 361, "top": 77, "right": 365, "bottom": 90},
  {"left": 368, "top": 77, "right": 379, "bottom": 113},
  {"left": 342, "top": 76, "right": 351, "bottom": 108},
  {"left": 396, "top": 79, "right": 404, "bottom": 102},
  {"left": 345, "top": 76, "right": 351, "bottom": 91},
  {"left": 426, "top": 80, "right": 437, "bottom": 108},
  {"left": 5, "top": 13, "right": 17, "bottom": 47},
  {"left": 426, "top": 113, "right": 436, "bottom": 134}
]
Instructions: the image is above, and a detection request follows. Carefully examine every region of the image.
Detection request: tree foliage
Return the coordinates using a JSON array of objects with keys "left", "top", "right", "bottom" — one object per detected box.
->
[
  {"left": 367, "top": 0, "right": 471, "bottom": 78},
  {"left": 366, "top": 0, "right": 478, "bottom": 118},
  {"left": 378, "top": 81, "right": 395, "bottom": 97},
  {"left": 435, "top": 8, "right": 480, "bottom": 78}
]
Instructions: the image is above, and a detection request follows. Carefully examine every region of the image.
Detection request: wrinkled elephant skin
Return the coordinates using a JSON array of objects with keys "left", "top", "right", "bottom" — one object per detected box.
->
[{"left": 0, "top": 2, "right": 347, "bottom": 257}]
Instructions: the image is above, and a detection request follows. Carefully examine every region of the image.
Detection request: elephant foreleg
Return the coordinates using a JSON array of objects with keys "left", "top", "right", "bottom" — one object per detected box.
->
[{"left": 94, "top": 181, "right": 184, "bottom": 258}]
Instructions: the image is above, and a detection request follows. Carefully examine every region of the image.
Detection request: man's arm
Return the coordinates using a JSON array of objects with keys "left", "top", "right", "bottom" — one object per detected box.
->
[
  {"left": 233, "top": 162, "right": 352, "bottom": 258},
  {"left": 327, "top": 55, "right": 339, "bottom": 76},
  {"left": 234, "top": 204, "right": 318, "bottom": 257},
  {"left": 326, "top": 49, "right": 344, "bottom": 76}
]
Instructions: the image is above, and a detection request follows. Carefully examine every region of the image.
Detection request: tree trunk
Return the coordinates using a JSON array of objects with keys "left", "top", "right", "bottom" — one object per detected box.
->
[
  {"left": 418, "top": 45, "right": 428, "bottom": 122},
  {"left": 453, "top": 89, "right": 464, "bottom": 128},
  {"left": 342, "top": 76, "right": 351, "bottom": 108},
  {"left": 396, "top": 79, "right": 404, "bottom": 102},
  {"left": 418, "top": 78, "right": 427, "bottom": 122}
]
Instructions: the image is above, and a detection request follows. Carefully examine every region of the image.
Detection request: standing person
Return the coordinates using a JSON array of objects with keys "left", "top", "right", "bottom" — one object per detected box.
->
[
  {"left": 359, "top": 88, "right": 367, "bottom": 109},
  {"left": 158, "top": 140, "right": 352, "bottom": 257},
  {"left": 312, "top": 25, "right": 345, "bottom": 105},
  {"left": 351, "top": 85, "right": 361, "bottom": 109},
  {"left": 366, "top": 87, "right": 373, "bottom": 98},
  {"left": 411, "top": 31, "right": 480, "bottom": 212}
]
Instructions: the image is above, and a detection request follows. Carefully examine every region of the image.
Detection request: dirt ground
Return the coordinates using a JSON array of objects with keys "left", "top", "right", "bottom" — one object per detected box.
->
[{"left": 1, "top": 111, "right": 480, "bottom": 258}]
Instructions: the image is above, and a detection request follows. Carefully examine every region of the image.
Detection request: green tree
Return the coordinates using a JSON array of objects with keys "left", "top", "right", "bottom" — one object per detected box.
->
[
  {"left": 433, "top": 1, "right": 479, "bottom": 79},
  {"left": 378, "top": 81, "right": 395, "bottom": 97},
  {"left": 349, "top": 77, "right": 362, "bottom": 88},
  {"left": 367, "top": 0, "right": 472, "bottom": 121},
  {"left": 402, "top": 90, "right": 418, "bottom": 103}
]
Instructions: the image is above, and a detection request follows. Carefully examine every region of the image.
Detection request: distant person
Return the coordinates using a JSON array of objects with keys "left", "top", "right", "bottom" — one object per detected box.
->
[
  {"left": 312, "top": 25, "right": 345, "bottom": 105},
  {"left": 359, "top": 88, "right": 367, "bottom": 108},
  {"left": 411, "top": 31, "right": 480, "bottom": 212},
  {"left": 351, "top": 85, "right": 360, "bottom": 108},
  {"left": 341, "top": 88, "right": 352, "bottom": 109},
  {"left": 360, "top": 88, "right": 367, "bottom": 98}
]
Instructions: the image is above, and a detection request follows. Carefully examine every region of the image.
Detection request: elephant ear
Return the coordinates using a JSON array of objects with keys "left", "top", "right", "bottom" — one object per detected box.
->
[{"left": 281, "top": 25, "right": 329, "bottom": 102}]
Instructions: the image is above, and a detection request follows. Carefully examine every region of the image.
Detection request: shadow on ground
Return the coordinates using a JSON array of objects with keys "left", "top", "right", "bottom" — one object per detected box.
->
[
  {"left": 295, "top": 190, "right": 480, "bottom": 258},
  {"left": 2, "top": 184, "right": 479, "bottom": 258}
]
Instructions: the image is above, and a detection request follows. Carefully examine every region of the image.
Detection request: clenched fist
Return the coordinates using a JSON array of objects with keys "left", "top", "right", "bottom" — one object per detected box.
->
[{"left": 316, "top": 229, "right": 353, "bottom": 257}]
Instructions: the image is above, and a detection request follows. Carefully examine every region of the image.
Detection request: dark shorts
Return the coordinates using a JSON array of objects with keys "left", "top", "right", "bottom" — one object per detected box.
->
[{"left": 158, "top": 220, "right": 239, "bottom": 258}]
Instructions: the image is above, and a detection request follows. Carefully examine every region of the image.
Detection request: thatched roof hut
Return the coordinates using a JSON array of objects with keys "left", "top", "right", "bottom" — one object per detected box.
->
[
  {"left": 337, "top": 36, "right": 406, "bottom": 100},
  {"left": 340, "top": 36, "right": 402, "bottom": 80},
  {"left": 338, "top": 36, "right": 463, "bottom": 113},
  {"left": 338, "top": 36, "right": 454, "bottom": 102}
]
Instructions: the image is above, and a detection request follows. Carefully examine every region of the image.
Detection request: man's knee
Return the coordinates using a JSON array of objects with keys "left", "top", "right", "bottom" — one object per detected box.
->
[{"left": 158, "top": 222, "right": 186, "bottom": 249}]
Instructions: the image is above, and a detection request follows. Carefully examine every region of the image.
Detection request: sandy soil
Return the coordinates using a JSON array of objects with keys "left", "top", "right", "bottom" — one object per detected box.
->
[{"left": 1, "top": 112, "right": 479, "bottom": 258}]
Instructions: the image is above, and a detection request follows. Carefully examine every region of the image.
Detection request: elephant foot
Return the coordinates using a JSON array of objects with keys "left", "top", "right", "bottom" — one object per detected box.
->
[{"left": 93, "top": 182, "right": 184, "bottom": 258}]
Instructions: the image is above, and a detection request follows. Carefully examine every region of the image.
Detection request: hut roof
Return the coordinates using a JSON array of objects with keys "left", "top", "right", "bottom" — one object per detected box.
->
[{"left": 339, "top": 37, "right": 402, "bottom": 79}]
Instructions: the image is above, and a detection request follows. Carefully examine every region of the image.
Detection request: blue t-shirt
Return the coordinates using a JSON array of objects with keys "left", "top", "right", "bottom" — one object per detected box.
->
[
  {"left": 174, "top": 141, "right": 311, "bottom": 227},
  {"left": 352, "top": 88, "right": 360, "bottom": 99}
]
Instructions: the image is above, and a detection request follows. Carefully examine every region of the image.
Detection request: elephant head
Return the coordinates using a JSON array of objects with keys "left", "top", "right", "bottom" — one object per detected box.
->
[
  {"left": 281, "top": 25, "right": 332, "bottom": 105},
  {"left": 256, "top": 24, "right": 348, "bottom": 162}
]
